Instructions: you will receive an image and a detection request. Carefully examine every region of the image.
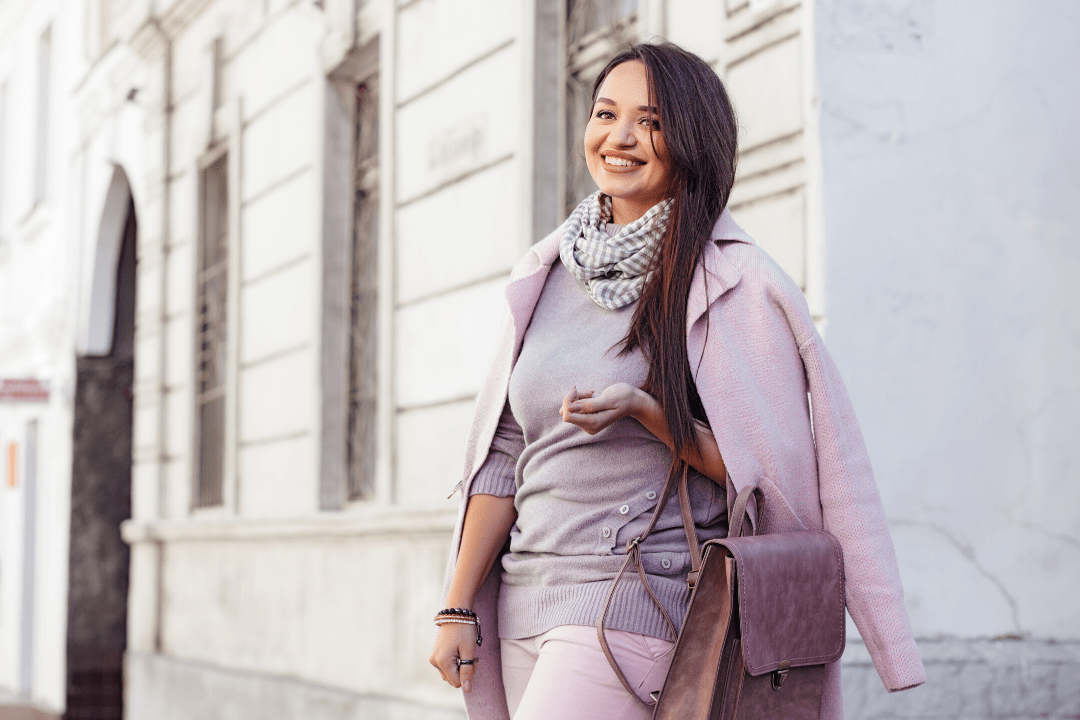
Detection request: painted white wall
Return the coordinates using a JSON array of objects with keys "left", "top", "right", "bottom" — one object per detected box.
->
[
  {"left": 813, "top": 0, "right": 1080, "bottom": 640},
  {"left": 0, "top": 0, "right": 94, "bottom": 710}
]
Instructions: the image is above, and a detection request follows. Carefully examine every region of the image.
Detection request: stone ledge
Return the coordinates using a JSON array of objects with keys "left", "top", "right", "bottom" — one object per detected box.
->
[
  {"left": 125, "top": 651, "right": 465, "bottom": 720},
  {"left": 120, "top": 506, "right": 457, "bottom": 544},
  {"left": 842, "top": 638, "right": 1080, "bottom": 719},
  {"left": 0, "top": 709, "right": 60, "bottom": 720},
  {"left": 0, "top": 695, "right": 60, "bottom": 720},
  {"left": 843, "top": 636, "right": 1080, "bottom": 665}
]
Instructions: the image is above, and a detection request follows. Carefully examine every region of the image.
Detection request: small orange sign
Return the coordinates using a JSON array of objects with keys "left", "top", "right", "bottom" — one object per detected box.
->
[{"left": 6, "top": 443, "right": 15, "bottom": 488}]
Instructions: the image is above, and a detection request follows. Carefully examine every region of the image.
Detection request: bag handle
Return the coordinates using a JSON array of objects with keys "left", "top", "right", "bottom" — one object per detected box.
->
[
  {"left": 597, "top": 471, "right": 765, "bottom": 706},
  {"left": 596, "top": 463, "right": 687, "bottom": 705},
  {"left": 728, "top": 484, "right": 765, "bottom": 539}
]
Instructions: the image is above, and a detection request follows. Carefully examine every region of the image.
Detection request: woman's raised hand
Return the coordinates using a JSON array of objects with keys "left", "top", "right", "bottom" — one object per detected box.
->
[{"left": 560, "top": 383, "right": 643, "bottom": 435}]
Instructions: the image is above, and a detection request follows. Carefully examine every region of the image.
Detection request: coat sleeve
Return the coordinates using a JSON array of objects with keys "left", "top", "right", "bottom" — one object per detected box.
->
[{"left": 799, "top": 330, "right": 926, "bottom": 692}]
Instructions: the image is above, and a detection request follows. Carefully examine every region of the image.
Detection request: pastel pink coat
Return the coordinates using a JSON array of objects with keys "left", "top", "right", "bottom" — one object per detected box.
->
[{"left": 443, "top": 210, "right": 926, "bottom": 719}]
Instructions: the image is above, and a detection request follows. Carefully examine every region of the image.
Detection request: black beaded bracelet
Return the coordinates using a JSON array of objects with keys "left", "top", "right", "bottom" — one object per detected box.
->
[{"left": 437, "top": 607, "right": 477, "bottom": 619}]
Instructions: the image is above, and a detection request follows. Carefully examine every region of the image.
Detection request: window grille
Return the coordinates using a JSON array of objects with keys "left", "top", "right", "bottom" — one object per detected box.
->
[
  {"left": 564, "top": 0, "right": 639, "bottom": 215},
  {"left": 195, "top": 154, "right": 228, "bottom": 508},
  {"left": 34, "top": 26, "right": 51, "bottom": 204},
  {"left": 347, "top": 77, "right": 379, "bottom": 501}
]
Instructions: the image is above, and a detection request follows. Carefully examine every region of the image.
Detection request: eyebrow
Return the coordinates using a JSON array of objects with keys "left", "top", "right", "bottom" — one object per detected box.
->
[{"left": 595, "top": 97, "right": 659, "bottom": 113}]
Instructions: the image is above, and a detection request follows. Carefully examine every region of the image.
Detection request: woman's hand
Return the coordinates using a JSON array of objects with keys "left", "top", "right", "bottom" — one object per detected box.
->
[
  {"left": 430, "top": 494, "right": 516, "bottom": 695},
  {"left": 561, "top": 383, "right": 728, "bottom": 484},
  {"left": 560, "top": 383, "right": 645, "bottom": 435},
  {"left": 429, "top": 622, "right": 479, "bottom": 693}
]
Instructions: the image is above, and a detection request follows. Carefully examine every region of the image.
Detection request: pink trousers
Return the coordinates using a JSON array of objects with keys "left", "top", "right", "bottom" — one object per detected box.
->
[{"left": 501, "top": 625, "right": 676, "bottom": 720}]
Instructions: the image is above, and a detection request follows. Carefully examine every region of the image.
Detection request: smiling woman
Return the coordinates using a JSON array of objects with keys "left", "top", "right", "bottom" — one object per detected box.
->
[{"left": 430, "top": 42, "right": 924, "bottom": 720}]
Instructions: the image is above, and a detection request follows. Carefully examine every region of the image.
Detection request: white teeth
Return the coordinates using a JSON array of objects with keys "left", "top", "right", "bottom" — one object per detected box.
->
[{"left": 604, "top": 156, "right": 644, "bottom": 167}]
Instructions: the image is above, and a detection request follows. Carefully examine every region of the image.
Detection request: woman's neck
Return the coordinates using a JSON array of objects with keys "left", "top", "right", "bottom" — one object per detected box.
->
[{"left": 609, "top": 196, "right": 664, "bottom": 225}]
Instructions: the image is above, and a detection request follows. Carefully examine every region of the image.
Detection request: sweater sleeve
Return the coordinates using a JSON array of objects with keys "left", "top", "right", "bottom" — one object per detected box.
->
[{"left": 468, "top": 401, "right": 525, "bottom": 498}]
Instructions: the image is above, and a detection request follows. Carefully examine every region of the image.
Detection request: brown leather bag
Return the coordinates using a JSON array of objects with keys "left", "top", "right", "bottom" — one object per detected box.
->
[{"left": 598, "top": 473, "right": 846, "bottom": 720}]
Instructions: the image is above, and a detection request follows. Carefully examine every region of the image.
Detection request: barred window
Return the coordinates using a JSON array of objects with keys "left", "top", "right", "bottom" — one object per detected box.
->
[
  {"left": 564, "top": 0, "right": 639, "bottom": 215},
  {"left": 195, "top": 153, "right": 228, "bottom": 508},
  {"left": 347, "top": 76, "right": 379, "bottom": 501}
]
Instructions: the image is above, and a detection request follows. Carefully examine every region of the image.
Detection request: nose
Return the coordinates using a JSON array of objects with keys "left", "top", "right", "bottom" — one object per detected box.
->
[{"left": 610, "top": 117, "right": 636, "bottom": 146}]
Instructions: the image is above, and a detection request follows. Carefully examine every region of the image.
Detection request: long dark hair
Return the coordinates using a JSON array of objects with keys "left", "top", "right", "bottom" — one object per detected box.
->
[{"left": 593, "top": 43, "right": 738, "bottom": 460}]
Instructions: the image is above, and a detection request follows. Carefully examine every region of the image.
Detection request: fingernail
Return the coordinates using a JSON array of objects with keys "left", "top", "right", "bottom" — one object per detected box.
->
[
  {"left": 463, "top": 680, "right": 471, "bottom": 693},
  {"left": 568, "top": 403, "right": 581, "bottom": 412}
]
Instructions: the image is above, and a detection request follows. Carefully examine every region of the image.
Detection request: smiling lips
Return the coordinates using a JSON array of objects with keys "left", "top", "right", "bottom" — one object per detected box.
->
[{"left": 603, "top": 154, "right": 645, "bottom": 168}]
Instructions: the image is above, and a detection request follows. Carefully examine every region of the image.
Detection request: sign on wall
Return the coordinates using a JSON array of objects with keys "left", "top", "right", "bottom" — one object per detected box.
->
[{"left": 0, "top": 378, "right": 50, "bottom": 402}]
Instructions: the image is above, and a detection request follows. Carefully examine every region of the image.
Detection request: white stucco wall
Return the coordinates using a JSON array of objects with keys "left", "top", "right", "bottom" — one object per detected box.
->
[
  {"left": 0, "top": 0, "right": 90, "bottom": 711},
  {"left": 814, "top": 0, "right": 1080, "bottom": 641}
]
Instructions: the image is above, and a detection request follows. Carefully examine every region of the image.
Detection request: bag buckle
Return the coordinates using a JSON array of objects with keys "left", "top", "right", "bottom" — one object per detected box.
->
[{"left": 771, "top": 660, "right": 791, "bottom": 690}]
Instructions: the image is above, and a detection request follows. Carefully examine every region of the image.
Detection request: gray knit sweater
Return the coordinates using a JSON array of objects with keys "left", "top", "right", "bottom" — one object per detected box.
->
[{"left": 469, "top": 260, "right": 728, "bottom": 641}]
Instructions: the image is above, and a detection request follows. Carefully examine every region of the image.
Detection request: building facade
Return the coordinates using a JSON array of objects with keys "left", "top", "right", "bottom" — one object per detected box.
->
[{"left": 0, "top": 0, "right": 1076, "bottom": 718}]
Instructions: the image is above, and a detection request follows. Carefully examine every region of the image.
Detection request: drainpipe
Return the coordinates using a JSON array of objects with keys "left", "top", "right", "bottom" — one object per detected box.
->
[{"left": 143, "top": 15, "right": 173, "bottom": 655}]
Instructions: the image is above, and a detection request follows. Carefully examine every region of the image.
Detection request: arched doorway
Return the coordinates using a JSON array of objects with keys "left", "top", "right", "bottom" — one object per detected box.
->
[{"left": 65, "top": 167, "right": 136, "bottom": 720}]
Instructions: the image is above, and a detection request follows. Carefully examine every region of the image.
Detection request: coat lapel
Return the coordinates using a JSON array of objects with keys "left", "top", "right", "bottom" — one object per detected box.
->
[
  {"left": 686, "top": 209, "right": 754, "bottom": 328},
  {"left": 505, "top": 229, "right": 562, "bottom": 354}
]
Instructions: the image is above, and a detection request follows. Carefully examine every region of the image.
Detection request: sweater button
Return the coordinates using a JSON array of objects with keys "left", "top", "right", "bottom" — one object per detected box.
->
[
  {"left": 619, "top": 504, "right": 630, "bottom": 514},
  {"left": 645, "top": 491, "right": 657, "bottom": 501},
  {"left": 661, "top": 558, "right": 672, "bottom": 569},
  {"left": 602, "top": 527, "right": 612, "bottom": 538}
]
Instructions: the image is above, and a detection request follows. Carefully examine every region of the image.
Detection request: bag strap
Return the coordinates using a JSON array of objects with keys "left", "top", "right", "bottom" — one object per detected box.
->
[
  {"left": 596, "top": 464, "right": 687, "bottom": 705},
  {"left": 597, "top": 472, "right": 765, "bottom": 706},
  {"left": 677, "top": 472, "right": 703, "bottom": 586}
]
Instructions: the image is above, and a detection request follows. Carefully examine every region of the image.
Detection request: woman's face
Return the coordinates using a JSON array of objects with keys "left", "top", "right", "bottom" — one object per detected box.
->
[{"left": 584, "top": 60, "right": 674, "bottom": 225}]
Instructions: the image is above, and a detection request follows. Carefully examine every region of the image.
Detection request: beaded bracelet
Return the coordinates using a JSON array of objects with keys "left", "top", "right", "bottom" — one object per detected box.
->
[
  {"left": 434, "top": 609, "right": 483, "bottom": 646},
  {"left": 437, "top": 608, "right": 477, "bottom": 619}
]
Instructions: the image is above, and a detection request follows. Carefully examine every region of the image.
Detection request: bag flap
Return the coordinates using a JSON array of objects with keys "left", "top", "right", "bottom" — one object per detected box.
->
[{"left": 717, "top": 530, "right": 845, "bottom": 675}]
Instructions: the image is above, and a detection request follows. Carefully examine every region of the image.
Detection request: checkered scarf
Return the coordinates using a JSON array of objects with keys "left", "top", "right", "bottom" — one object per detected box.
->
[{"left": 559, "top": 192, "right": 673, "bottom": 310}]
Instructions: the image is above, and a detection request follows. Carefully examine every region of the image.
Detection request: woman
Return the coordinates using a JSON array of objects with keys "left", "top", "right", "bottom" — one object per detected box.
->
[{"left": 430, "top": 43, "right": 924, "bottom": 720}]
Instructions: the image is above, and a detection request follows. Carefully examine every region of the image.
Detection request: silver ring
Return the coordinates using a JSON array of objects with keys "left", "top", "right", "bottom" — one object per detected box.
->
[{"left": 456, "top": 658, "right": 476, "bottom": 667}]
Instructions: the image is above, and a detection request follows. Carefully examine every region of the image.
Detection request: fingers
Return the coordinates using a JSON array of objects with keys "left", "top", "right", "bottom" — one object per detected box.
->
[
  {"left": 563, "top": 408, "right": 619, "bottom": 435},
  {"left": 431, "top": 624, "right": 482, "bottom": 692},
  {"left": 429, "top": 647, "right": 456, "bottom": 686},
  {"left": 561, "top": 386, "right": 595, "bottom": 421},
  {"left": 458, "top": 653, "right": 477, "bottom": 693}
]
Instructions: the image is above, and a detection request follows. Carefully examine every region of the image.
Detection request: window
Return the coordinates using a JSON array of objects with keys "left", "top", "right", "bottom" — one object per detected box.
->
[
  {"left": 720, "top": 0, "right": 810, "bottom": 288},
  {"left": 195, "top": 153, "right": 228, "bottom": 508},
  {"left": 564, "top": 0, "right": 639, "bottom": 215},
  {"left": 34, "top": 26, "right": 51, "bottom": 205},
  {"left": 347, "top": 76, "right": 379, "bottom": 501}
]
